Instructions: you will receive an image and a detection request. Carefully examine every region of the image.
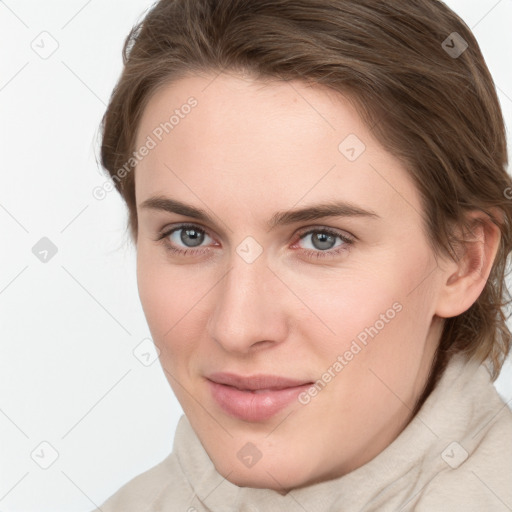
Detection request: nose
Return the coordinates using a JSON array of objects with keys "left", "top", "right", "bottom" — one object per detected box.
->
[{"left": 206, "top": 252, "right": 290, "bottom": 354}]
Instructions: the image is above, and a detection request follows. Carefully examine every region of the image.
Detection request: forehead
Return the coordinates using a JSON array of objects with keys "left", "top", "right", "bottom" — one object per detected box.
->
[
  {"left": 134, "top": 72, "right": 423, "bottom": 226},
  {"left": 135, "top": 71, "right": 368, "bottom": 152}
]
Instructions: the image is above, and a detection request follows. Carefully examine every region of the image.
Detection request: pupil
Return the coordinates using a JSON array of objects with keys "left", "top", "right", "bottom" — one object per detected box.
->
[
  {"left": 181, "top": 228, "right": 203, "bottom": 247},
  {"left": 313, "top": 232, "right": 334, "bottom": 250}
]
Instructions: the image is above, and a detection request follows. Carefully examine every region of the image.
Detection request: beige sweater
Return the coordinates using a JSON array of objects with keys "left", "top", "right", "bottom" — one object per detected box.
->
[{"left": 93, "top": 353, "right": 512, "bottom": 511}]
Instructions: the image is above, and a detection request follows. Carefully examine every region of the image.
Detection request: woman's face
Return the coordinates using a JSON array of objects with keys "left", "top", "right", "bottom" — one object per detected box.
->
[{"left": 134, "top": 72, "right": 448, "bottom": 491}]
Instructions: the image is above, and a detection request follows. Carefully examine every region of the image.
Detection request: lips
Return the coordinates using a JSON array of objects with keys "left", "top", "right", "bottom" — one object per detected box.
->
[
  {"left": 208, "top": 372, "right": 312, "bottom": 390},
  {"left": 206, "top": 372, "right": 314, "bottom": 422}
]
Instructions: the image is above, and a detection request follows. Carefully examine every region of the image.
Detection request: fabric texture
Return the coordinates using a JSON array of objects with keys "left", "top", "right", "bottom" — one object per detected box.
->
[{"left": 93, "top": 353, "right": 512, "bottom": 511}]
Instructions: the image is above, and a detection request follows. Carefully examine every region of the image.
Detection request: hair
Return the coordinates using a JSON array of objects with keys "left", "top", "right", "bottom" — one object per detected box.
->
[{"left": 99, "top": 0, "right": 512, "bottom": 403}]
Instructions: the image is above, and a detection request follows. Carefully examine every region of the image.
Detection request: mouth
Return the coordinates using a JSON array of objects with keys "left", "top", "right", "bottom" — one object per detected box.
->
[{"left": 206, "top": 372, "right": 314, "bottom": 422}]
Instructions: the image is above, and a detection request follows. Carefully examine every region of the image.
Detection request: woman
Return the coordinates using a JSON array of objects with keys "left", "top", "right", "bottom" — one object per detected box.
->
[{"left": 94, "top": 0, "right": 512, "bottom": 510}]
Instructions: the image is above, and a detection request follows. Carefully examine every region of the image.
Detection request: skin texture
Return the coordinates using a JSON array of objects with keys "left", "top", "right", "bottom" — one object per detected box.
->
[{"left": 133, "top": 71, "right": 501, "bottom": 492}]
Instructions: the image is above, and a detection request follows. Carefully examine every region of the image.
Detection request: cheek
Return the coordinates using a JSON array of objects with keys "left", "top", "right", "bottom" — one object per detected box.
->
[
  {"left": 300, "top": 258, "right": 435, "bottom": 379},
  {"left": 293, "top": 269, "right": 402, "bottom": 356},
  {"left": 136, "top": 252, "right": 199, "bottom": 354}
]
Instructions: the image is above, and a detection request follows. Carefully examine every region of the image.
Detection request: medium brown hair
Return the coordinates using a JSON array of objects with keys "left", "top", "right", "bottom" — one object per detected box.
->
[{"left": 99, "top": 0, "right": 512, "bottom": 390}]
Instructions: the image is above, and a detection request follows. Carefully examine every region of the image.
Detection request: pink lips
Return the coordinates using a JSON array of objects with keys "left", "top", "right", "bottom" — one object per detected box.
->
[{"left": 207, "top": 373, "right": 313, "bottom": 422}]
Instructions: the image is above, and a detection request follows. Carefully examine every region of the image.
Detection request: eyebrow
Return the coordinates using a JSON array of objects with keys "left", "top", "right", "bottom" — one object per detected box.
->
[{"left": 139, "top": 196, "right": 380, "bottom": 230}]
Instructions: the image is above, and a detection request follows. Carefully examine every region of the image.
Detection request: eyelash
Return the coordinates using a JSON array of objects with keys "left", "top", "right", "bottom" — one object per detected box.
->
[{"left": 155, "top": 223, "right": 355, "bottom": 261}]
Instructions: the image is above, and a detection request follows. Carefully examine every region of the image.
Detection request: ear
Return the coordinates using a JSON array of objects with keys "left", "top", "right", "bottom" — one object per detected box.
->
[{"left": 434, "top": 208, "right": 502, "bottom": 319}]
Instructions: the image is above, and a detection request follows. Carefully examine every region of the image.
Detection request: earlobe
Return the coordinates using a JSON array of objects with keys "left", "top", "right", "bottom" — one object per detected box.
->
[{"left": 434, "top": 210, "right": 502, "bottom": 319}]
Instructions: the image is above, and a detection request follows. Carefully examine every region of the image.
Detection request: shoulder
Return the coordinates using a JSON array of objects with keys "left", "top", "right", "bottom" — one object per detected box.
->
[
  {"left": 414, "top": 380, "right": 512, "bottom": 511},
  {"left": 90, "top": 451, "right": 189, "bottom": 511}
]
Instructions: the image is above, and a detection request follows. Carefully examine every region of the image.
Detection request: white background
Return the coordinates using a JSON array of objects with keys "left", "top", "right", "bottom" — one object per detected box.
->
[{"left": 1, "top": 1, "right": 511, "bottom": 510}]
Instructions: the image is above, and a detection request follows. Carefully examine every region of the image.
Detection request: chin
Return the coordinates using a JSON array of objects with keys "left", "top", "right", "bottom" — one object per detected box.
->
[
  {"left": 213, "top": 452, "right": 316, "bottom": 494},
  {"left": 223, "top": 469, "right": 296, "bottom": 494}
]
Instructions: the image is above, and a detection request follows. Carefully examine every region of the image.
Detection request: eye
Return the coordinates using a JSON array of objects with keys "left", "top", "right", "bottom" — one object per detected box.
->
[
  {"left": 156, "top": 223, "right": 215, "bottom": 256},
  {"left": 155, "top": 223, "right": 354, "bottom": 260},
  {"left": 293, "top": 227, "right": 354, "bottom": 260}
]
